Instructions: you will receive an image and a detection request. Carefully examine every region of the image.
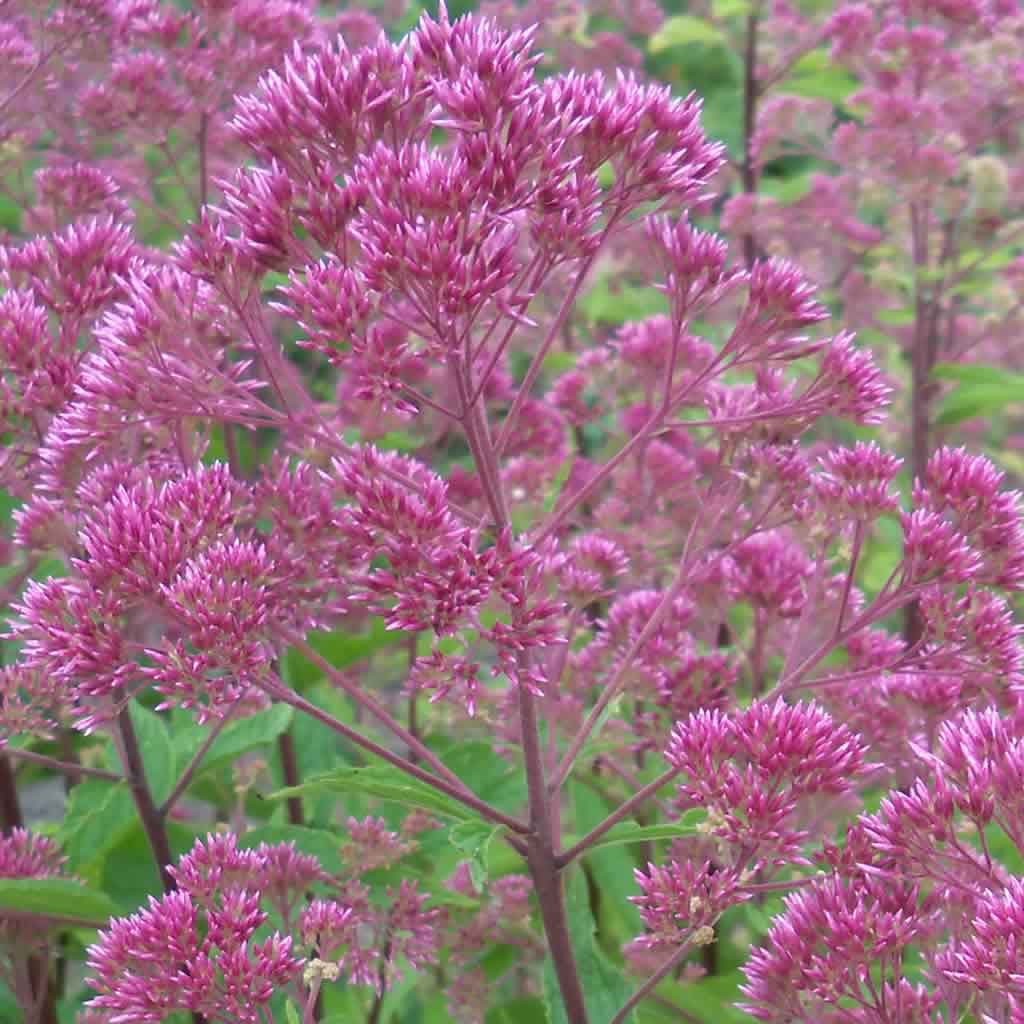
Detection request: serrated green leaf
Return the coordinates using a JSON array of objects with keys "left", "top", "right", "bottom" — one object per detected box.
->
[
  {"left": 649, "top": 15, "right": 726, "bottom": 52},
  {"left": 0, "top": 878, "right": 120, "bottom": 923},
  {"left": 440, "top": 742, "right": 527, "bottom": 814},
  {"left": 570, "top": 784, "right": 642, "bottom": 945},
  {"left": 270, "top": 765, "right": 479, "bottom": 822}
]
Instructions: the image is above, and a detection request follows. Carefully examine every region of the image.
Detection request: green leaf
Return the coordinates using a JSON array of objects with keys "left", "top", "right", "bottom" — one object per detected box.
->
[
  {"left": 117, "top": 702, "right": 174, "bottom": 806},
  {"left": 859, "top": 512, "right": 903, "bottom": 596},
  {"left": 579, "top": 279, "right": 668, "bottom": 325},
  {"left": 543, "top": 459, "right": 573, "bottom": 516},
  {"left": 576, "top": 695, "right": 625, "bottom": 764},
  {"left": 781, "top": 50, "right": 859, "bottom": 104},
  {"left": 101, "top": 822, "right": 202, "bottom": 912},
  {"left": 543, "top": 867, "right": 636, "bottom": 1024},
  {"left": 649, "top": 15, "right": 726, "bottom": 52},
  {"left": 570, "top": 784, "right": 642, "bottom": 945},
  {"left": 487, "top": 996, "right": 549, "bottom": 1024},
  {"left": 425, "top": 889, "right": 480, "bottom": 912},
  {"left": 449, "top": 821, "right": 501, "bottom": 889},
  {"left": 0, "top": 191, "right": 21, "bottom": 233},
  {"left": 874, "top": 307, "right": 915, "bottom": 327},
  {"left": 653, "top": 973, "right": 752, "bottom": 1024},
  {"left": 261, "top": 270, "right": 290, "bottom": 295},
  {"left": 711, "top": 0, "right": 751, "bottom": 16},
  {"left": 759, "top": 171, "right": 815, "bottom": 204},
  {"left": 580, "top": 816, "right": 706, "bottom": 855},
  {"left": 278, "top": 683, "right": 360, "bottom": 829},
  {"left": 270, "top": 765, "right": 480, "bottom": 822},
  {"left": 58, "top": 780, "right": 136, "bottom": 877},
  {"left": 440, "top": 741, "right": 527, "bottom": 814},
  {"left": 932, "top": 361, "right": 1024, "bottom": 424},
  {"left": 937, "top": 380, "right": 1024, "bottom": 425},
  {"left": 933, "top": 362, "right": 1019, "bottom": 384},
  {"left": 175, "top": 705, "right": 294, "bottom": 783},
  {"left": 285, "top": 1000, "right": 301, "bottom": 1024},
  {"left": 285, "top": 620, "right": 402, "bottom": 687},
  {"left": 0, "top": 878, "right": 120, "bottom": 923}
]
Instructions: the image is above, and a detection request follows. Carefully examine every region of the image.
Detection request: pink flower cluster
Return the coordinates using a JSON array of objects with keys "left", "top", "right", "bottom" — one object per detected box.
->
[
  {"left": 741, "top": 706, "right": 1024, "bottom": 1022},
  {"left": 1, "top": 2, "right": 1024, "bottom": 1023},
  {"left": 86, "top": 826, "right": 444, "bottom": 1022}
]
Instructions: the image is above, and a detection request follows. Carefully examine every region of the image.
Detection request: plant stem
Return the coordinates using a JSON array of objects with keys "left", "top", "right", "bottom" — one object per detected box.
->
[
  {"left": 114, "top": 705, "right": 176, "bottom": 893},
  {"left": 278, "top": 731, "right": 304, "bottom": 826},
  {"left": 406, "top": 633, "right": 421, "bottom": 763},
  {"left": 4, "top": 748, "right": 121, "bottom": 783},
  {"left": 521, "top": 684, "right": 589, "bottom": 1024},
  {"left": 279, "top": 629, "right": 468, "bottom": 794},
  {"left": 556, "top": 768, "right": 680, "bottom": 868},
  {"left": 258, "top": 674, "right": 531, "bottom": 836},
  {"left": 160, "top": 706, "right": 237, "bottom": 817},
  {"left": 610, "top": 931, "right": 700, "bottom": 1024},
  {"left": 0, "top": 754, "right": 24, "bottom": 833},
  {"left": 740, "top": 8, "right": 761, "bottom": 269},
  {"left": 453, "top": 344, "right": 590, "bottom": 1023}
]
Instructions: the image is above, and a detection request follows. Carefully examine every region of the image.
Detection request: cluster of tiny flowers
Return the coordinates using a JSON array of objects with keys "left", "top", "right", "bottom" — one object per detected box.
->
[
  {"left": 0, "top": 829, "right": 66, "bottom": 881},
  {"left": 3, "top": 3, "right": 1024, "bottom": 1024},
  {"left": 739, "top": 703, "right": 1024, "bottom": 1021},
  {"left": 8, "top": 464, "right": 282, "bottom": 727},
  {"left": 85, "top": 826, "right": 446, "bottom": 1022},
  {"left": 0, "top": 831, "right": 72, "bottom": 1010},
  {"left": 664, "top": 700, "right": 871, "bottom": 871}
]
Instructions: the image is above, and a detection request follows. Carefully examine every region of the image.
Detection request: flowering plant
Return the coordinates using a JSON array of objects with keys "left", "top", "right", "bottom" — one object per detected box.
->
[{"left": 0, "top": 3, "right": 1023, "bottom": 1024}]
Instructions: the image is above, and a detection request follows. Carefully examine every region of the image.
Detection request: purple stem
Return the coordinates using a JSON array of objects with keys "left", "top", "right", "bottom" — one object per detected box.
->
[
  {"left": 257, "top": 673, "right": 531, "bottom": 837},
  {"left": 115, "top": 706, "right": 176, "bottom": 894},
  {"left": 556, "top": 768, "right": 681, "bottom": 868}
]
